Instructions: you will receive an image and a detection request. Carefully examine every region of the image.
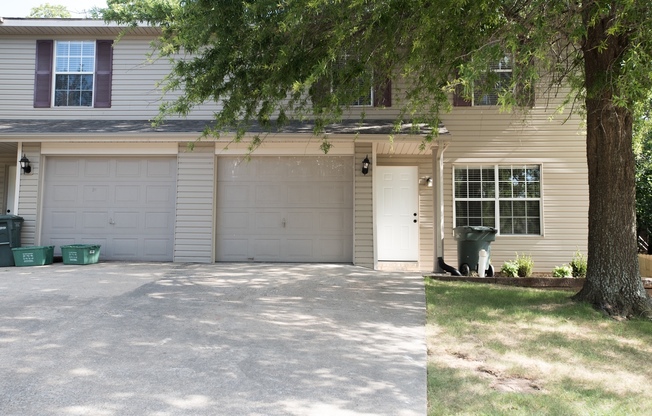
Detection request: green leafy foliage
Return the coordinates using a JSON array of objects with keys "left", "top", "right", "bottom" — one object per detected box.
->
[
  {"left": 553, "top": 264, "right": 573, "bottom": 278},
  {"left": 500, "top": 261, "right": 519, "bottom": 278},
  {"left": 29, "top": 3, "right": 71, "bottom": 18},
  {"left": 570, "top": 250, "right": 588, "bottom": 278},
  {"left": 501, "top": 253, "right": 534, "bottom": 277}
]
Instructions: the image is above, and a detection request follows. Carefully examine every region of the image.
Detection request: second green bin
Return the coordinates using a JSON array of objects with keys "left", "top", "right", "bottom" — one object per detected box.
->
[{"left": 61, "top": 244, "right": 101, "bottom": 265}]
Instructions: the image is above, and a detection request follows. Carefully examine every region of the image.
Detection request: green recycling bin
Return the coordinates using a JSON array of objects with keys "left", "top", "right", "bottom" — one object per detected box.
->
[
  {"left": 454, "top": 225, "right": 497, "bottom": 276},
  {"left": 0, "top": 215, "right": 24, "bottom": 267}
]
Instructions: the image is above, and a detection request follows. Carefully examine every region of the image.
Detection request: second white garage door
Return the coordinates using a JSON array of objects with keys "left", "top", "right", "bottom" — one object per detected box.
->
[
  {"left": 41, "top": 157, "right": 177, "bottom": 261},
  {"left": 216, "top": 156, "right": 353, "bottom": 262}
]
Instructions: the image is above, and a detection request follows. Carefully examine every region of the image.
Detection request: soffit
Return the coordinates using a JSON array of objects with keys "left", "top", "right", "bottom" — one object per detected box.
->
[{"left": 0, "top": 18, "right": 159, "bottom": 37}]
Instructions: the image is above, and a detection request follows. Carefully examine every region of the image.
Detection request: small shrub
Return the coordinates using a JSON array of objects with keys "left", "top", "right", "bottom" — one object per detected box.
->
[
  {"left": 570, "top": 250, "right": 587, "bottom": 278},
  {"left": 552, "top": 264, "right": 573, "bottom": 278},
  {"left": 515, "top": 253, "right": 534, "bottom": 277},
  {"left": 501, "top": 261, "right": 519, "bottom": 278}
]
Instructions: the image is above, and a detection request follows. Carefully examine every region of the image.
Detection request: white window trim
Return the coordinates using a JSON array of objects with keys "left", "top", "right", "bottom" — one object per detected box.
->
[
  {"left": 53, "top": 40, "right": 96, "bottom": 107},
  {"left": 452, "top": 164, "right": 544, "bottom": 236}
]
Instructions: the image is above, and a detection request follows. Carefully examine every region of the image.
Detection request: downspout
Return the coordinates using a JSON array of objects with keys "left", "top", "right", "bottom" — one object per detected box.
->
[{"left": 433, "top": 138, "right": 460, "bottom": 275}]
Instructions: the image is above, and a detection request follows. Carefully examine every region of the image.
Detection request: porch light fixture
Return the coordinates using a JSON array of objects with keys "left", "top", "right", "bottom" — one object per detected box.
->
[
  {"left": 419, "top": 176, "right": 433, "bottom": 187},
  {"left": 19, "top": 155, "right": 31, "bottom": 174},
  {"left": 362, "top": 156, "right": 370, "bottom": 175}
]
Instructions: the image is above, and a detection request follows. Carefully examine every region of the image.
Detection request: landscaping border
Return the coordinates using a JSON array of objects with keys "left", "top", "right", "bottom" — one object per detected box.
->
[{"left": 428, "top": 275, "right": 652, "bottom": 294}]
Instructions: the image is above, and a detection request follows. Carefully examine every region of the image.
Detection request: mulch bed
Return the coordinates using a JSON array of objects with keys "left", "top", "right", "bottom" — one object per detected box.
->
[{"left": 428, "top": 275, "right": 652, "bottom": 294}]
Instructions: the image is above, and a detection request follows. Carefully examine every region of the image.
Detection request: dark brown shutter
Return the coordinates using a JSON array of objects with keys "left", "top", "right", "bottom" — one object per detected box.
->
[
  {"left": 94, "top": 40, "right": 113, "bottom": 108},
  {"left": 453, "top": 84, "right": 472, "bottom": 107},
  {"left": 34, "top": 40, "right": 53, "bottom": 108},
  {"left": 373, "top": 79, "right": 392, "bottom": 107}
]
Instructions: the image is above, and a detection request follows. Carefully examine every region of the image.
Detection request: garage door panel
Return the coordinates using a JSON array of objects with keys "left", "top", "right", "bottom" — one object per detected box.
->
[
  {"left": 216, "top": 156, "right": 352, "bottom": 262},
  {"left": 318, "top": 211, "right": 351, "bottom": 233},
  {"left": 219, "top": 183, "right": 252, "bottom": 206},
  {"left": 112, "top": 238, "right": 139, "bottom": 257},
  {"left": 143, "top": 238, "right": 172, "bottom": 257},
  {"left": 53, "top": 159, "right": 80, "bottom": 176},
  {"left": 286, "top": 239, "right": 314, "bottom": 259},
  {"left": 256, "top": 211, "right": 284, "bottom": 231},
  {"left": 146, "top": 185, "right": 174, "bottom": 203},
  {"left": 82, "top": 212, "right": 109, "bottom": 229},
  {"left": 255, "top": 184, "right": 286, "bottom": 206},
  {"left": 116, "top": 159, "right": 141, "bottom": 177},
  {"left": 52, "top": 185, "right": 78, "bottom": 203},
  {"left": 112, "top": 211, "right": 139, "bottom": 229},
  {"left": 254, "top": 239, "right": 282, "bottom": 259},
  {"left": 317, "top": 183, "right": 352, "bottom": 206},
  {"left": 85, "top": 159, "right": 110, "bottom": 176},
  {"left": 218, "top": 238, "right": 249, "bottom": 260},
  {"left": 220, "top": 211, "right": 250, "bottom": 231},
  {"left": 42, "top": 157, "right": 176, "bottom": 261},
  {"left": 145, "top": 212, "right": 172, "bottom": 230},
  {"left": 83, "top": 185, "right": 110, "bottom": 203},
  {"left": 115, "top": 185, "right": 140, "bottom": 203}
]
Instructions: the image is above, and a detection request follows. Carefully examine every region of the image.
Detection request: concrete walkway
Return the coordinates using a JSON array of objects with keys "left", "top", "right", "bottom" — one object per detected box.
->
[{"left": 0, "top": 263, "right": 426, "bottom": 416}]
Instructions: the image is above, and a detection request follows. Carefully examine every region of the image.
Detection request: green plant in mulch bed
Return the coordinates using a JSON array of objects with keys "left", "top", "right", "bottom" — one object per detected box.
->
[
  {"left": 552, "top": 264, "right": 573, "bottom": 278},
  {"left": 570, "top": 250, "right": 588, "bottom": 278},
  {"left": 501, "top": 253, "right": 534, "bottom": 277}
]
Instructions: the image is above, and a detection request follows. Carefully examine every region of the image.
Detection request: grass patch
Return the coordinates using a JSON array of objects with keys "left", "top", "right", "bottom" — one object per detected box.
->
[{"left": 426, "top": 279, "right": 652, "bottom": 415}]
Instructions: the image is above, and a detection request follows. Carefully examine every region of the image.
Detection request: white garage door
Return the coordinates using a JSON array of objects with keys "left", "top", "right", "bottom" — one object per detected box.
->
[
  {"left": 41, "top": 157, "right": 177, "bottom": 261},
  {"left": 216, "top": 156, "right": 353, "bottom": 262}
]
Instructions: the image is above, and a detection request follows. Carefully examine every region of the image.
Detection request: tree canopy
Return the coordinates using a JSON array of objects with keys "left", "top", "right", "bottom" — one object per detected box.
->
[
  {"left": 104, "top": 0, "right": 652, "bottom": 317},
  {"left": 29, "top": 3, "right": 71, "bottom": 18}
]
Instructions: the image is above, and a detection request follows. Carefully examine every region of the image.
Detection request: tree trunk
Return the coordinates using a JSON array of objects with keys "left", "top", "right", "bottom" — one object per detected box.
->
[{"left": 573, "top": 9, "right": 652, "bottom": 318}]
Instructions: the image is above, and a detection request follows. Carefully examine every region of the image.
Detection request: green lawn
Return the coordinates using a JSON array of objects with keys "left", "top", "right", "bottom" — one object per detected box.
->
[{"left": 426, "top": 279, "right": 652, "bottom": 416}]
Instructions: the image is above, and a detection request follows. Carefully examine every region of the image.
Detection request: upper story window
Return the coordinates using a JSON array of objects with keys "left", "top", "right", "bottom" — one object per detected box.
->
[
  {"left": 454, "top": 164, "right": 542, "bottom": 235},
  {"left": 54, "top": 41, "right": 96, "bottom": 107},
  {"left": 310, "top": 56, "right": 392, "bottom": 109},
  {"left": 34, "top": 39, "right": 113, "bottom": 109},
  {"left": 453, "top": 55, "right": 532, "bottom": 107},
  {"left": 473, "top": 56, "right": 512, "bottom": 106}
]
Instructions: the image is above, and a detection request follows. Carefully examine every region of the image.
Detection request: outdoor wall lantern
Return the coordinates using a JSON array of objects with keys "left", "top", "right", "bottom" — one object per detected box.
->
[
  {"left": 362, "top": 156, "right": 370, "bottom": 175},
  {"left": 19, "top": 155, "right": 31, "bottom": 174},
  {"left": 419, "top": 176, "right": 433, "bottom": 187}
]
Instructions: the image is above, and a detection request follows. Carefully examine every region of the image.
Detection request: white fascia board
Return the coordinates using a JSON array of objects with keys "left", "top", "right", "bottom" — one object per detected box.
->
[{"left": 41, "top": 142, "right": 178, "bottom": 155}]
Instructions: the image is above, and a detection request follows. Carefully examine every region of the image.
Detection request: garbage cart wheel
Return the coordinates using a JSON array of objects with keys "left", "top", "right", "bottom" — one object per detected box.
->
[
  {"left": 486, "top": 264, "right": 494, "bottom": 277},
  {"left": 460, "top": 263, "right": 470, "bottom": 276}
]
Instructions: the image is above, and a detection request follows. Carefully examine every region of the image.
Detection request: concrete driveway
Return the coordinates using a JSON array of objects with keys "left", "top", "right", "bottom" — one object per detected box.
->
[{"left": 0, "top": 263, "right": 426, "bottom": 416}]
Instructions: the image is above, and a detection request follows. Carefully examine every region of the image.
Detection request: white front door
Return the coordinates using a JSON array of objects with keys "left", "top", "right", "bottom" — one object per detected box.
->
[{"left": 375, "top": 166, "right": 419, "bottom": 261}]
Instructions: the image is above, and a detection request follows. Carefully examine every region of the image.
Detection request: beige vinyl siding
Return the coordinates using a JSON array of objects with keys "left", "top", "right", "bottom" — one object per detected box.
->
[
  {"left": 174, "top": 142, "right": 216, "bottom": 263},
  {"left": 441, "top": 104, "right": 588, "bottom": 273},
  {"left": 354, "top": 142, "right": 373, "bottom": 268},
  {"left": 376, "top": 155, "right": 435, "bottom": 271},
  {"left": 0, "top": 36, "right": 220, "bottom": 120},
  {"left": 16, "top": 143, "right": 41, "bottom": 245}
]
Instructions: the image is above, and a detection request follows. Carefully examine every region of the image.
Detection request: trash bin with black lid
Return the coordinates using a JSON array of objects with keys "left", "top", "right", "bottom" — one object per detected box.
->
[
  {"left": 0, "top": 215, "right": 24, "bottom": 267},
  {"left": 454, "top": 225, "right": 497, "bottom": 276}
]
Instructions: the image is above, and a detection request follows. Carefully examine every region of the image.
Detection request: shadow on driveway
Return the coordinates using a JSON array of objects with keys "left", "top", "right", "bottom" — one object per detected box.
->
[{"left": 0, "top": 263, "right": 426, "bottom": 416}]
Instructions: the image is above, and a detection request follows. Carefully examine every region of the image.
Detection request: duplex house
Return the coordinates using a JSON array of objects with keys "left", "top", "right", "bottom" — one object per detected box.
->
[{"left": 0, "top": 18, "right": 588, "bottom": 273}]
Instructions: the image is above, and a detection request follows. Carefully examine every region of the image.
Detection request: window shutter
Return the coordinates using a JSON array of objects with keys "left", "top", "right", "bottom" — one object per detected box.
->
[
  {"left": 94, "top": 40, "right": 113, "bottom": 108},
  {"left": 373, "top": 79, "right": 392, "bottom": 107},
  {"left": 34, "top": 40, "right": 53, "bottom": 108},
  {"left": 453, "top": 84, "right": 472, "bottom": 107}
]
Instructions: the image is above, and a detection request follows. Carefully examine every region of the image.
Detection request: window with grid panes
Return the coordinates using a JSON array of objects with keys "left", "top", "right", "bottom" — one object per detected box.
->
[
  {"left": 54, "top": 41, "right": 95, "bottom": 107},
  {"left": 454, "top": 165, "right": 541, "bottom": 235}
]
